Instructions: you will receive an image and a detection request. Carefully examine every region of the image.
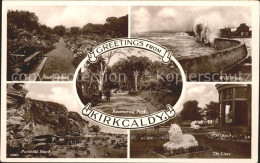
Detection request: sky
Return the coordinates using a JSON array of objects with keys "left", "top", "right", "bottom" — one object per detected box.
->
[
  {"left": 24, "top": 83, "right": 127, "bottom": 134},
  {"left": 8, "top": 6, "right": 128, "bottom": 28},
  {"left": 176, "top": 83, "right": 219, "bottom": 112},
  {"left": 131, "top": 6, "right": 251, "bottom": 33}
]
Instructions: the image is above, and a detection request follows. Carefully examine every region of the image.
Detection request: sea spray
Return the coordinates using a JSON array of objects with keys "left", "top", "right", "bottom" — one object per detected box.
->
[{"left": 193, "top": 14, "right": 222, "bottom": 45}]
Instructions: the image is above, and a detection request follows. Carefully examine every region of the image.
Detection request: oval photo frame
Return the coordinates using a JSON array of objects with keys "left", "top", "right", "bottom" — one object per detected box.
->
[{"left": 73, "top": 38, "right": 186, "bottom": 129}]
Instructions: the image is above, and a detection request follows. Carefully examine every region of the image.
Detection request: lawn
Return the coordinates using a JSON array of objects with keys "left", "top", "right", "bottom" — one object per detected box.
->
[{"left": 133, "top": 91, "right": 181, "bottom": 111}]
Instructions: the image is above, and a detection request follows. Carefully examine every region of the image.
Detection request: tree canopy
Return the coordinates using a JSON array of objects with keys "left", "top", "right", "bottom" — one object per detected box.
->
[
  {"left": 204, "top": 101, "right": 219, "bottom": 120},
  {"left": 8, "top": 10, "right": 128, "bottom": 40},
  {"left": 180, "top": 100, "right": 202, "bottom": 121},
  {"left": 53, "top": 25, "right": 66, "bottom": 36},
  {"left": 82, "top": 15, "right": 128, "bottom": 37}
]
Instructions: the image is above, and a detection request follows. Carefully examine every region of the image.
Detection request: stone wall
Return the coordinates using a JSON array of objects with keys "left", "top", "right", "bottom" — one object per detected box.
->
[
  {"left": 178, "top": 38, "right": 248, "bottom": 80},
  {"left": 214, "top": 38, "right": 241, "bottom": 50}
]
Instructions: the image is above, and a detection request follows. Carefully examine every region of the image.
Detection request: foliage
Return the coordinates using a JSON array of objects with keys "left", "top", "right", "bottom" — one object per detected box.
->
[
  {"left": 70, "top": 26, "right": 81, "bottom": 35},
  {"left": 53, "top": 25, "right": 66, "bottom": 36},
  {"left": 82, "top": 15, "right": 128, "bottom": 37},
  {"left": 137, "top": 91, "right": 180, "bottom": 111},
  {"left": 7, "top": 10, "right": 39, "bottom": 33},
  {"left": 204, "top": 101, "right": 219, "bottom": 121},
  {"left": 128, "top": 90, "right": 140, "bottom": 96},
  {"left": 7, "top": 10, "right": 57, "bottom": 54},
  {"left": 111, "top": 56, "right": 182, "bottom": 92},
  {"left": 91, "top": 125, "right": 101, "bottom": 136},
  {"left": 207, "top": 130, "right": 251, "bottom": 143},
  {"left": 112, "top": 56, "right": 152, "bottom": 90},
  {"left": 180, "top": 100, "right": 202, "bottom": 121}
]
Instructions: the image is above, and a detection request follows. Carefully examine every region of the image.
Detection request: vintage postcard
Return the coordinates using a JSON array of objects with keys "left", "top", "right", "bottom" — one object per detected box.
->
[{"left": 1, "top": 1, "right": 259, "bottom": 163}]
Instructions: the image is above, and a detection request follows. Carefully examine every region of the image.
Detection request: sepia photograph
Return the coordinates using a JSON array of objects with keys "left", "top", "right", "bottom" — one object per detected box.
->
[
  {"left": 7, "top": 5, "right": 128, "bottom": 81},
  {"left": 76, "top": 48, "right": 183, "bottom": 117},
  {"left": 6, "top": 83, "right": 127, "bottom": 158},
  {"left": 1, "top": 1, "right": 259, "bottom": 163},
  {"left": 130, "top": 83, "right": 251, "bottom": 158},
  {"left": 131, "top": 6, "right": 252, "bottom": 82}
]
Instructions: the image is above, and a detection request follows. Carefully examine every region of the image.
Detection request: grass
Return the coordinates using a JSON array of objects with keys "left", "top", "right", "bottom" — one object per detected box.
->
[
  {"left": 153, "top": 145, "right": 209, "bottom": 157},
  {"left": 130, "top": 91, "right": 180, "bottom": 110}
]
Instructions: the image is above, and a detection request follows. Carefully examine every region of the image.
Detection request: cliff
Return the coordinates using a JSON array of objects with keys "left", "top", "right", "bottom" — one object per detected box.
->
[{"left": 6, "top": 84, "right": 89, "bottom": 148}]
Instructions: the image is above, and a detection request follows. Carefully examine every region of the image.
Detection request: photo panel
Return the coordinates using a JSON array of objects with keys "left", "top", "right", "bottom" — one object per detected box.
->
[
  {"left": 6, "top": 83, "right": 127, "bottom": 158},
  {"left": 6, "top": 5, "right": 128, "bottom": 81},
  {"left": 130, "top": 83, "right": 252, "bottom": 158},
  {"left": 131, "top": 6, "right": 252, "bottom": 82}
]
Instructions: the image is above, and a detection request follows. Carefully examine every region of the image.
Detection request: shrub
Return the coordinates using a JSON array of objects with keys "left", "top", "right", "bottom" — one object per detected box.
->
[
  {"left": 128, "top": 91, "right": 140, "bottom": 96},
  {"left": 137, "top": 91, "right": 179, "bottom": 111}
]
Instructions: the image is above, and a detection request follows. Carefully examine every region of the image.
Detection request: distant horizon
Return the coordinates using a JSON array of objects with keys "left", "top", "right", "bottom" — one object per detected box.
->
[{"left": 131, "top": 22, "right": 252, "bottom": 34}]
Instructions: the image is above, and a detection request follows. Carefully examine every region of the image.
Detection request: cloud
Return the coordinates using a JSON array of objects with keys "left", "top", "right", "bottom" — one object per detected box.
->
[
  {"left": 48, "top": 86, "right": 80, "bottom": 112},
  {"left": 25, "top": 83, "right": 81, "bottom": 112},
  {"left": 131, "top": 6, "right": 251, "bottom": 33},
  {"left": 131, "top": 7, "right": 151, "bottom": 33},
  {"left": 176, "top": 84, "right": 218, "bottom": 112},
  {"left": 157, "top": 8, "right": 177, "bottom": 18},
  {"left": 186, "top": 85, "right": 206, "bottom": 96}
]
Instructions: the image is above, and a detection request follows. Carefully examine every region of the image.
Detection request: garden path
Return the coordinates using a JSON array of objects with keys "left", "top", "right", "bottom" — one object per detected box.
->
[
  {"left": 39, "top": 38, "right": 76, "bottom": 81},
  {"left": 94, "top": 92, "right": 158, "bottom": 117}
]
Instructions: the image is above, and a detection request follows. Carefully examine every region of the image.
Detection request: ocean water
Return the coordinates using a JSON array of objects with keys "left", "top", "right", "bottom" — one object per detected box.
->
[{"left": 132, "top": 32, "right": 218, "bottom": 59}]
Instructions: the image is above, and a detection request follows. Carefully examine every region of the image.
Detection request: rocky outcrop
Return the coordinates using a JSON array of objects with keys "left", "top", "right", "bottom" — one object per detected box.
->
[{"left": 6, "top": 84, "right": 89, "bottom": 149}]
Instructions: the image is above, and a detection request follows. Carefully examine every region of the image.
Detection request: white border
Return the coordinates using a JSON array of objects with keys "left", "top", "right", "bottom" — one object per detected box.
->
[{"left": 1, "top": 1, "right": 259, "bottom": 162}]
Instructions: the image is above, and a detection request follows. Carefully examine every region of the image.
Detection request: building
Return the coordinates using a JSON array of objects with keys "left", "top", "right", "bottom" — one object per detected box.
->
[
  {"left": 220, "top": 23, "right": 252, "bottom": 38},
  {"left": 233, "top": 23, "right": 251, "bottom": 37},
  {"left": 216, "top": 84, "right": 251, "bottom": 129}
]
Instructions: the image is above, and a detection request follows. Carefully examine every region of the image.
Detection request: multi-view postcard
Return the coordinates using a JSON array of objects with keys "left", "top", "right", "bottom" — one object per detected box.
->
[{"left": 1, "top": 1, "right": 259, "bottom": 163}]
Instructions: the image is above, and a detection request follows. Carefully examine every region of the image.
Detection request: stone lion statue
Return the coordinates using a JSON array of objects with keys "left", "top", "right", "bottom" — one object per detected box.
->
[{"left": 163, "top": 124, "right": 198, "bottom": 150}]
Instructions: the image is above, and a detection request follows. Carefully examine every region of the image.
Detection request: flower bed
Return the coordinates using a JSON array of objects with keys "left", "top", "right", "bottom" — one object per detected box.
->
[
  {"left": 207, "top": 131, "right": 251, "bottom": 143},
  {"left": 131, "top": 133, "right": 169, "bottom": 141}
]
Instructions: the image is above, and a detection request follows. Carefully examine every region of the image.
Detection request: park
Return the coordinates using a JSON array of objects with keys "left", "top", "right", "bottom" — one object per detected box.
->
[
  {"left": 76, "top": 48, "right": 183, "bottom": 117},
  {"left": 130, "top": 84, "right": 251, "bottom": 158},
  {"left": 7, "top": 9, "right": 128, "bottom": 81}
]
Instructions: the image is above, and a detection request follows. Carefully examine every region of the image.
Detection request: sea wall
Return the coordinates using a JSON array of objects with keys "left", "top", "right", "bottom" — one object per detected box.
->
[
  {"left": 178, "top": 38, "right": 248, "bottom": 79},
  {"left": 214, "top": 38, "right": 242, "bottom": 50}
]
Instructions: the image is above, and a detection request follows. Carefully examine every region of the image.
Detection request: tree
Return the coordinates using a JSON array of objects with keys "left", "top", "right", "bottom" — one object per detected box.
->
[
  {"left": 7, "top": 10, "right": 40, "bottom": 39},
  {"left": 82, "top": 23, "right": 103, "bottom": 34},
  {"left": 70, "top": 26, "right": 81, "bottom": 35},
  {"left": 82, "top": 57, "right": 105, "bottom": 94},
  {"left": 7, "top": 10, "right": 40, "bottom": 32},
  {"left": 53, "top": 25, "right": 66, "bottom": 36},
  {"left": 104, "top": 15, "right": 128, "bottom": 37},
  {"left": 83, "top": 49, "right": 128, "bottom": 94},
  {"left": 112, "top": 56, "right": 151, "bottom": 91},
  {"left": 180, "top": 100, "right": 202, "bottom": 121},
  {"left": 204, "top": 101, "right": 219, "bottom": 124},
  {"left": 91, "top": 125, "right": 100, "bottom": 136},
  {"left": 130, "top": 56, "right": 151, "bottom": 91}
]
